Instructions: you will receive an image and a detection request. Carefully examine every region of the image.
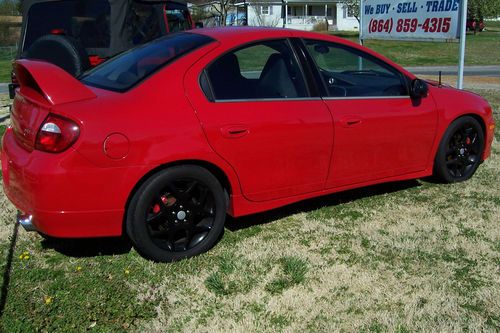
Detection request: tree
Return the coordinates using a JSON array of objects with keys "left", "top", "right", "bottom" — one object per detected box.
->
[
  {"left": 339, "top": 0, "right": 360, "bottom": 23},
  {"left": 210, "top": 0, "right": 235, "bottom": 26},
  {"left": 0, "top": 0, "right": 21, "bottom": 16},
  {"left": 468, "top": 0, "right": 500, "bottom": 19}
]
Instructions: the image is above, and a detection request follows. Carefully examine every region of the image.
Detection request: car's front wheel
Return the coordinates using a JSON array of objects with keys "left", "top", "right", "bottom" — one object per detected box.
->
[
  {"left": 433, "top": 116, "right": 485, "bottom": 183},
  {"left": 126, "top": 165, "right": 226, "bottom": 262}
]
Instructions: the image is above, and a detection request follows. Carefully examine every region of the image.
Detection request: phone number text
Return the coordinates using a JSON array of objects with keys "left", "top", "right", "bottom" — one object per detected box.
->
[{"left": 367, "top": 17, "right": 452, "bottom": 34}]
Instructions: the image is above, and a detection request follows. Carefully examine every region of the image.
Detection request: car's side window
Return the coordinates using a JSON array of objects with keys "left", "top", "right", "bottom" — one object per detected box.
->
[
  {"left": 205, "top": 40, "right": 308, "bottom": 101},
  {"left": 304, "top": 39, "right": 408, "bottom": 98}
]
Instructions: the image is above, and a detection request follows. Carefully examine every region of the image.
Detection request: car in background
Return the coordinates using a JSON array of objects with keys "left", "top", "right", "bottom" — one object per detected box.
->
[
  {"left": 1, "top": 28, "right": 495, "bottom": 262},
  {"left": 9, "top": 0, "right": 193, "bottom": 98},
  {"left": 466, "top": 17, "right": 485, "bottom": 32}
]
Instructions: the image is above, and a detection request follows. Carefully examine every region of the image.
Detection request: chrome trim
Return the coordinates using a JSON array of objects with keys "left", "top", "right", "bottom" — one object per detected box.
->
[
  {"left": 17, "top": 212, "right": 37, "bottom": 232},
  {"left": 322, "top": 96, "right": 410, "bottom": 101},
  {"left": 213, "top": 97, "right": 323, "bottom": 103}
]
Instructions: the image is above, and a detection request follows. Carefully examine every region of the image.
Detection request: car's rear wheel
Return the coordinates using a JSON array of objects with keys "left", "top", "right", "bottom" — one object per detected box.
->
[
  {"left": 126, "top": 165, "right": 226, "bottom": 262},
  {"left": 434, "top": 116, "right": 484, "bottom": 183}
]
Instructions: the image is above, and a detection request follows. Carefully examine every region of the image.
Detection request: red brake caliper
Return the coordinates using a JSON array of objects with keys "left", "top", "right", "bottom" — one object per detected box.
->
[{"left": 152, "top": 195, "right": 169, "bottom": 214}]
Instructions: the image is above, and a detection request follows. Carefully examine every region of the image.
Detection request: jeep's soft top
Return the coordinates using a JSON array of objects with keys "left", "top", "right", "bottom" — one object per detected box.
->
[{"left": 18, "top": 0, "right": 191, "bottom": 59}]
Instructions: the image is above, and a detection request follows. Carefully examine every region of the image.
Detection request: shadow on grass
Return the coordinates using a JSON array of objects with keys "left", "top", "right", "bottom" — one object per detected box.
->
[
  {"left": 40, "top": 236, "right": 132, "bottom": 258},
  {"left": 0, "top": 221, "right": 19, "bottom": 320},
  {"left": 37, "top": 179, "right": 421, "bottom": 258},
  {"left": 226, "top": 179, "right": 422, "bottom": 231}
]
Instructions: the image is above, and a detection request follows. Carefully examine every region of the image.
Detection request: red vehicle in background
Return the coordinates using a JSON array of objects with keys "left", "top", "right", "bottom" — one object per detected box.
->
[
  {"left": 466, "top": 17, "right": 485, "bottom": 32},
  {"left": 9, "top": 0, "right": 194, "bottom": 98}
]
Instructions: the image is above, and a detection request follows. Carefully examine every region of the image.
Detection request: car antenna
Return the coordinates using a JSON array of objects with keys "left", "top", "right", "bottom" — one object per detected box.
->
[{"left": 438, "top": 71, "right": 442, "bottom": 87}]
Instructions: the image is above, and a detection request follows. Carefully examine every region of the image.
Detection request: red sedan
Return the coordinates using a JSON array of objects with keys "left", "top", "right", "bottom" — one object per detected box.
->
[{"left": 1, "top": 27, "right": 495, "bottom": 262}]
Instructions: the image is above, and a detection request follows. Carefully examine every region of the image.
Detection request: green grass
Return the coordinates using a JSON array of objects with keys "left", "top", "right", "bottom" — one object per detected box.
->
[
  {"left": 485, "top": 20, "right": 500, "bottom": 30},
  {"left": 0, "top": 60, "right": 11, "bottom": 83},
  {"left": 330, "top": 30, "right": 500, "bottom": 66},
  {"left": 0, "top": 124, "right": 6, "bottom": 139},
  {"left": 0, "top": 88, "right": 499, "bottom": 331}
]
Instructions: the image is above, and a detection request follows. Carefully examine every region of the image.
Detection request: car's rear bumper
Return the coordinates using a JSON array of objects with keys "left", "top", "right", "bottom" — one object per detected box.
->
[{"left": 1, "top": 128, "right": 145, "bottom": 238}]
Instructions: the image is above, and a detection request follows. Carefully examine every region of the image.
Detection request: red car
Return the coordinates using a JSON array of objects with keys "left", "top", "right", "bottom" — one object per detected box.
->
[
  {"left": 1, "top": 28, "right": 495, "bottom": 262},
  {"left": 466, "top": 17, "right": 485, "bottom": 32}
]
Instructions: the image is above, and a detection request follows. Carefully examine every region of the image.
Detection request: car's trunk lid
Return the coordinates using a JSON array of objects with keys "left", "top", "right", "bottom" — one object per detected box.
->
[{"left": 10, "top": 59, "right": 96, "bottom": 152}]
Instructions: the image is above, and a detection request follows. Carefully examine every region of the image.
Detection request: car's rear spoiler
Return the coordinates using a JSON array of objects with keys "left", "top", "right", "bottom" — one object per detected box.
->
[{"left": 14, "top": 59, "right": 96, "bottom": 106}]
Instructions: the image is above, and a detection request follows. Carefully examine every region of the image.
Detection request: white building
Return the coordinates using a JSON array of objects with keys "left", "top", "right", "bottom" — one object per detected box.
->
[{"left": 190, "top": 0, "right": 360, "bottom": 31}]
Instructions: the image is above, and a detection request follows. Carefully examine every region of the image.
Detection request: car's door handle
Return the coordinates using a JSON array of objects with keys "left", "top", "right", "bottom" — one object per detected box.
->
[
  {"left": 220, "top": 125, "right": 249, "bottom": 138},
  {"left": 340, "top": 116, "right": 363, "bottom": 128}
]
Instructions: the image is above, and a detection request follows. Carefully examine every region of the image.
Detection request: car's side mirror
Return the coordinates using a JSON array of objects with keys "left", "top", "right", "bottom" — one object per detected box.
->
[{"left": 410, "top": 79, "right": 428, "bottom": 98}]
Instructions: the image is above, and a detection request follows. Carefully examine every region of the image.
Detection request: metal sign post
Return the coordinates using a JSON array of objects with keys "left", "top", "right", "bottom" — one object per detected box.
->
[
  {"left": 359, "top": 0, "right": 364, "bottom": 45},
  {"left": 457, "top": 0, "right": 468, "bottom": 89}
]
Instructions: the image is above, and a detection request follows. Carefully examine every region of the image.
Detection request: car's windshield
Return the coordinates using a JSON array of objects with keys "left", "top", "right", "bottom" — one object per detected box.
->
[{"left": 81, "top": 32, "right": 213, "bottom": 92}]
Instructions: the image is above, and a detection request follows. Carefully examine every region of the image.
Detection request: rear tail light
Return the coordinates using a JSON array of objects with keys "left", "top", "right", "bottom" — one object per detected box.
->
[
  {"left": 50, "top": 28, "right": 66, "bottom": 35},
  {"left": 35, "top": 114, "right": 80, "bottom": 153},
  {"left": 11, "top": 69, "right": 17, "bottom": 84}
]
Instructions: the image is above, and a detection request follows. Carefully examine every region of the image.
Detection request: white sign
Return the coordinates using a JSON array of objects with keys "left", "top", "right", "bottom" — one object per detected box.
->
[{"left": 360, "top": 0, "right": 462, "bottom": 41}]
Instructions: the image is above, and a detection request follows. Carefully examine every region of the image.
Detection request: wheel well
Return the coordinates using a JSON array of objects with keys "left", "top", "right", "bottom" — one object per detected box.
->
[
  {"left": 122, "top": 160, "right": 233, "bottom": 234},
  {"left": 456, "top": 113, "right": 487, "bottom": 141},
  {"left": 468, "top": 114, "right": 487, "bottom": 138}
]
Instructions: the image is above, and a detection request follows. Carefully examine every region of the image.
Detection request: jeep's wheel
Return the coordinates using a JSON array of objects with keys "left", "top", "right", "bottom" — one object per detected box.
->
[
  {"left": 126, "top": 166, "right": 226, "bottom": 262},
  {"left": 22, "top": 34, "right": 90, "bottom": 77}
]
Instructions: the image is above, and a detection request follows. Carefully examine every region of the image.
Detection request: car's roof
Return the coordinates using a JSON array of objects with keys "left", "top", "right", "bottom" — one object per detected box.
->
[
  {"left": 193, "top": 26, "right": 345, "bottom": 44},
  {"left": 192, "top": 27, "right": 414, "bottom": 79}
]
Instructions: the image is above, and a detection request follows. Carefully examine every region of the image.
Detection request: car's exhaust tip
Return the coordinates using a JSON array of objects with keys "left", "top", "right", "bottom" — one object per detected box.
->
[{"left": 17, "top": 212, "right": 37, "bottom": 232}]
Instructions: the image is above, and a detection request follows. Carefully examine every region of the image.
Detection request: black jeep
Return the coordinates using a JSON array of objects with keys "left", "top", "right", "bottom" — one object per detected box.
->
[{"left": 10, "top": 0, "right": 193, "bottom": 97}]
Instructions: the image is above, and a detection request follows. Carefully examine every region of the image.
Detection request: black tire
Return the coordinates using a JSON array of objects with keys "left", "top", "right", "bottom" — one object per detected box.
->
[
  {"left": 126, "top": 165, "right": 226, "bottom": 262},
  {"left": 22, "top": 35, "right": 91, "bottom": 77},
  {"left": 433, "top": 116, "right": 485, "bottom": 183}
]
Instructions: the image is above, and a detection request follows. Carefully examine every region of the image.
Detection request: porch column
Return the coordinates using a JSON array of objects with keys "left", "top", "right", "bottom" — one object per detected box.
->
[
  {"left": 304, "top": 4, "right": 307, "bottom": 24},
  {"left": 285, "top": 3, "right": 288, "bottom": 28}
]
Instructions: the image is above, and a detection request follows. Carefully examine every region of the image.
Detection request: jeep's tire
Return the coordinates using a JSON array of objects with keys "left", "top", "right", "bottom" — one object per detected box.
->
[
  {"left": 22, "top": 35, "right": 90, "bottom": 77},
  {"left": 126, "top": 166, "right": 227, "bottom": 262}
]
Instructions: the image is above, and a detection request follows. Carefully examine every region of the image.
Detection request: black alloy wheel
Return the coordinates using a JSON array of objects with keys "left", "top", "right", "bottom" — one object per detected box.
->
[
  {"left": 434, "top": 116, "right": 485, "bottom": 183},
  {"left": 126, "top": 165, "right": 226, "bottom": 262}
]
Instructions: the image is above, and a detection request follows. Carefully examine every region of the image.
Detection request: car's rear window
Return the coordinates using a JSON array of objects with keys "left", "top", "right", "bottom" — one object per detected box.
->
[{"left": 81, "top": 33, "right": 213, "bottom": 92}]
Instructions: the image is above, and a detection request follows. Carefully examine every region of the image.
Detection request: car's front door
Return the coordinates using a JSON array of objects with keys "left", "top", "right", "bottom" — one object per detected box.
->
[
  {"left": 185, "top": 39, "right": 333, "bottom": 202},
  {"left": 303, "top": 39, "right": 438, "bottom": 188}
]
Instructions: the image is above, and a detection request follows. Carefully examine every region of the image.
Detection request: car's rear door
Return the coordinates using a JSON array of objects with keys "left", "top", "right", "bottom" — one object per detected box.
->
[
  {"left": 302, "top": 39, "right": 438, "bottom": 188},
  {"left": 185, "top": 39, "right": 333, "bottom": 202}
]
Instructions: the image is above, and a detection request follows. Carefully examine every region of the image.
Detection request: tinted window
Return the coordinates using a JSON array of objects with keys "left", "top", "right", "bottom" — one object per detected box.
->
[
  {"left": 205, "top": 40, "right": 308, "bottom": 100},
  {"left": 25, "top": 0, "right": 111, "bottom": 50},
  {"left": 166, "top": 9, "right": 191, "bottom": 32},
  {"left": 305, "top": 39, "right": 408, "bottom": 97},
  {"left": 128, "top": 2, "right": 164, "bottom": 46},
  {"left": 81, "top": 33, "right": 213, "bottom": 92}
]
